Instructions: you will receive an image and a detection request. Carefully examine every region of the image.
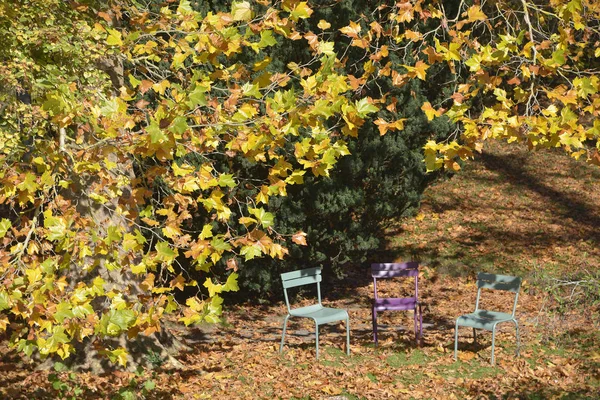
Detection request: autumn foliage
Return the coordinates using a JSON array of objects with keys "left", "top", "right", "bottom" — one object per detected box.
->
[{"left": 1, "top": 0, "right": 600, "bottom": 370}]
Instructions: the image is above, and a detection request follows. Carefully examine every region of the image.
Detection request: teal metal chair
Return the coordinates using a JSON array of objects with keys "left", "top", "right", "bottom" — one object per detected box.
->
[
  {"left": 454, "top": 272, "right": 521, "bottom": 365},
  {"left": 279, "top": 267, "right": 350, "bottom": 359}
]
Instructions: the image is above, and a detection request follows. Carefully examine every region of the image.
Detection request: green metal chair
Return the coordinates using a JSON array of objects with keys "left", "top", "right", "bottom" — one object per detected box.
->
[
  {"left": 279, "top": 267, "right": 350, "bottom": 359},
  {"left": 454, "top": 272, "right": 521, "bottom": 365}
]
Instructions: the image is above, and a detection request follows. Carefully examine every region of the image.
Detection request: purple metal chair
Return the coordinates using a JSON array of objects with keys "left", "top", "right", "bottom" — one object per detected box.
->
[{"left": 371, "top": 262, "right": 423, "bottom": 344}]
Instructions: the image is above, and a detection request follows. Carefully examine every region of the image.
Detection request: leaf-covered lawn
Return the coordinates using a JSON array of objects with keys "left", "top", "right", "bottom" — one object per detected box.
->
[{"left": 1, "top": 142, "right": 599, "bottom": 399}]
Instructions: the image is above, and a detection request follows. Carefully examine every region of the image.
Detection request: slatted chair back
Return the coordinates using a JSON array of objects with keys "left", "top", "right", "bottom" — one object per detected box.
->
[
  {"left": 371, "top": 261, "right": 419, "bottom": 300},
  {"left": 279, "top": 267, "right": 350, "bottom": 359},
  {"left": 280, "top": 267, "right": 322, "bottom": 313},
  {"left": 475, "top": 272, "right": 522, "bottom": 317},
  {"left": 455, "top": 272, "right": 522, "bottom": 364},
  {"left": 370, "top": 262, "right": 422, "bottom": 344}
]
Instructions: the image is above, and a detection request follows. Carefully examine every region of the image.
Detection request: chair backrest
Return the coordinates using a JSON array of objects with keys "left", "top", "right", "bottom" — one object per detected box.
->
[
  {"left": 371, "top": 262, "right": 419, "bottom": 300},
  {"left": 280, "top": 267, "right": 322, "bottom": 312},
  {"left": 475, "top": 272, "right": 522, "bottom": 316}
]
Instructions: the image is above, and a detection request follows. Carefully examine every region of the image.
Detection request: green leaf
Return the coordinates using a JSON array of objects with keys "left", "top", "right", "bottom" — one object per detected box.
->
[
  {"left": 53, "top": 361, "right": 68, "bottom": 372},
  {"left": 242, "top": 82, "right": 261, "bottom": 98},
  {"left": 186, "top": 85, "right": 207, "bottom": 108},
  {"left": 100, "top": 309, "right": 136, "bottom": 336},
  {"left": 39, "top": 327, "right": 70, "bottom": 355},
  {"left": 240, "top": 244, "right": 262, "bottom": 261},
  {"left": 106, "top": 29, "right": 122, "bottom": 46},
  {"left": 100, "top": 97, "right": 120, "bottom": 118},
  {"left": 17, "top": 172, "right": 39, "bottom": 193},
  {"left": 43, "top": 210, "right": 69, "bottom": 242},
  {"left": 0, "top": 218, "right": 10, "bottom": 239},
  {"left": 72, "top": 304, "right": 94, "bottom": 319},
  {"left": 156, "top": 241, "right": 178, "bottom": 263},
  {"left": 223, "top": 273, "right": 239, "bottom": 292},
  {"left": 248, "top": 207, "right": 274, "bottom": 228},
  {"left": 54, "top": 302, "right": 74, "bottom": 323},
  {"left": 144, "top": 380, "right": 156, "bottom": 391},
  {"left": 218, "top": 174, "right": 236, "bottom": 188},
  {"left": 211, "top": 237, "right": 232, "bottom": 252},
  {"left": 100, "top": 347, "right": 129, "bottom": 367},
  {"left": 169, "top": 116, "right": 188, "bottom": 135},
  {"left": 552, "top": 49, "right": 566, "bottom": 66},
  {"left": 104, "top": 225, "right": 122, "bottom": 246},
  {"left": 0, "top": 291, "right": 11, "bottom": 311},
  {"left": 355, "top": 98, "right": 379, "bottom": 117},
  {"left": 258, "top": 30, "right": 277, "bottom": 48},
  {"left": 148, "top": 122, "right": 168, "bottom": 144}
]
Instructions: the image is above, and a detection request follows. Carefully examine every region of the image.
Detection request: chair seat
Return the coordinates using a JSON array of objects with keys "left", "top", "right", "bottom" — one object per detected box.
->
[
  {"left": 290, "top": 305, "right": 349, "bottom": 325},
  {"left": 373, "top": 297, "right": 417, "bottom": 312},
  {"left": 456, "top": 310, "right": 515, "bottom": 331}
]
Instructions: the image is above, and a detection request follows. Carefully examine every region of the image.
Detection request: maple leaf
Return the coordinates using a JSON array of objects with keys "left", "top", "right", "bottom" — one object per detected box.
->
[
  {"left": 231, "top": 1, "right": 253, "bottom": 21},
  {"left": 340, "top": 21, "right": 362, "bottom": 39},
  {"left": 421, "top": 102, "right": 442, "bottom": 120},
  {"left": 292, "top": 231, "right": 307, "bottom": 246},
  {"left": 466, "top": 5, "right": 487, "bottom": 22}
]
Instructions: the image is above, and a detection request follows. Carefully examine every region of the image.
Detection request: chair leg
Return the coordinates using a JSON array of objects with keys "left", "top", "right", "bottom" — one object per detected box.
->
[
  {"left": 372, "top": 308, "right": 378, "bottom": 345},
  {"left": 454, "top": 321, "right": 459, "bottom": 361},
  {"left": 419, "top": 304, "right": 423, "bottom": 342},
  {"left": 491, "top": 324, "right": 497, "bottom": 366},
  {"left": 280, "top": 314, "right": 290, "bottom": 353},
  {"left": 514, "top": 319, "right": 520, "bottom": 357},
  {"left": 473, "top": 328, "right": 477, "bottom": 343},
  {"left": 315, "top": 322, "right": 320, "bottom": 360},
  {"left": 413, "top": 308, "right": 418, "bottom": 343},
  {"left": 346, "top": 317, "right": 350, "bottom": 355}
]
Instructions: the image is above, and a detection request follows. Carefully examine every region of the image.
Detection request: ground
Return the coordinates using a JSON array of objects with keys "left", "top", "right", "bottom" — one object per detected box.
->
[{"left": 1, "top": 141, "right": 599, "bottom": 399}]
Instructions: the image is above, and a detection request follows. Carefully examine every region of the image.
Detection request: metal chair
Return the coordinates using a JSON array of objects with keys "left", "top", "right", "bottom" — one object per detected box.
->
[
  {"left": 371, "top": 262, "right": 423, "bottom": 344},
  {"left": 279, "top": 267, "right": 350, "bottom": 359},
  {"left": 454, "top": 272, "right": 521, "bottom": 365}
]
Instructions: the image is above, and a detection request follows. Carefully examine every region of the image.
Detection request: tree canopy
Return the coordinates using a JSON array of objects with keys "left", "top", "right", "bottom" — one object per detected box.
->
[{"left": 1, "top": 0, "right": 599, "bottom": 369}]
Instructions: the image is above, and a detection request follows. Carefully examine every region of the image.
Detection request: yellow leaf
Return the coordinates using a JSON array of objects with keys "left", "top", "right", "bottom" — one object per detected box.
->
[
  {"left": 466, "top": 5, "right": 487, "bottom": 22},
  {"left": 318, "top": 41, "right": 335, "bottom": 56},
  {"left": 231, "top": 1, "right": 253, "bottom": 21},
  {"left": 130, "top": 263, "right": 147, "bottom": 275},
  {"left": 200, "top": 224, "right": 213, "bottom": 240},
  {"left": 290, "top": 2, "right": 313, "bottom": 20},
  {"left": 162, "top": 224, "right": 181, "bottom": 239},
  {"left": 152, "top": 80, "right": 171, "bottom": 95},
  {"left": 253, "top": 57, "right": 271, "bottom": 71},
  {"left": 25, "top": 267, "right": 43, "bottom": 285},
  {"left": 106, "top": 29, "right": 122, "bottom": 46},
  {"left": 395, "top": 3, "right": 414, "bottom": 23},
  {"left": 204, "top": 278, "right": 222, "bottom": 297},
  {"left": 239, "top": 216, "right": 257, "bottom": 226},
  {"left": 421, "top": 102, "right": 442, "bottom": 121},
  {"left": 172, "top": 162, "right": 195, "bottom": 176},
  {"left": 414, "top": 60, "right": 429, "bottom": 80},
  {"left": 317, "top": 20, "right": 331, "bottom": 30}
]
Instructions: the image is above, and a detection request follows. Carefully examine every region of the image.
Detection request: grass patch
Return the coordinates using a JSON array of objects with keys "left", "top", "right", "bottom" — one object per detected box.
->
[
  {"left": 436, "top": 360, "right": 499, "bottom": 380},
  {"left": 394, "top": 371, "right": 425, "bottom": 386},
  {"left": 386, "top": 349, "right": 428, "bottom": 368},
  {"left": 320, "top": 346, "right": 357, "bottom": 367}
]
